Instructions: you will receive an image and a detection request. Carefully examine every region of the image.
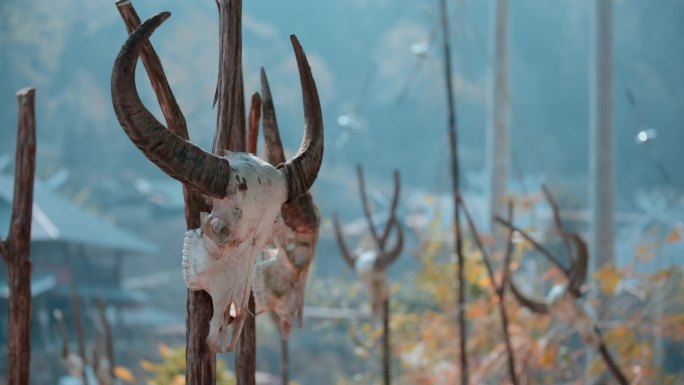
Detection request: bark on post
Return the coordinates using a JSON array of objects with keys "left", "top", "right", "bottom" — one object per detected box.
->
[
  {"left": 1, "top": 87, "right": 37, "bottom": 385},
  {"left": 115, "top": 2, "right": 216, "bottom": 383},
  {"left": 215, "top": 1, "right": 255, "bottom": 383},
  {"left": 382, "top": 298, "right": 390, "bottom": 385},
  {"left": 437, "top": 0, "right": 468, "bottom": 382}
]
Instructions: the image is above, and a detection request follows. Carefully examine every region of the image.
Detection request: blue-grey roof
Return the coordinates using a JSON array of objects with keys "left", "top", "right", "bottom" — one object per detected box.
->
[{"left": 0, "top": 175, "right": 158, "bottom": 254}]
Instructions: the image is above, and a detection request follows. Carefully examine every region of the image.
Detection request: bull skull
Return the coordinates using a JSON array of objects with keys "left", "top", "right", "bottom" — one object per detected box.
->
[
  {"left": 506, "top": 231, "right": 598, "bottom": 345},
  {"left": 333, "top": 167, "right": 403, "bottom": 319},
  {"left": 111, "top": 12, "right": 324, "bottom": 352},
  {"left": 252, "top": 68, "right": 321, "bottom": 338}
]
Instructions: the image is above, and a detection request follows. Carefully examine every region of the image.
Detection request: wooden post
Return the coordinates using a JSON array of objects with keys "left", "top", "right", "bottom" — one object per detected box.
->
[
  {"left": 437, "top": 0, "right": 468, "bottom": 383},
  {"left": 1, "top": 87, "right": 37, "bottom": 385},
  {"left": 382, "top": 298, "right": 390, "bottom": 385},
  {"left": 279, "top": 335, "right": 289, "bottom": 385},
  {"left": 115, "top": 2, "right": 216, "bottom": 383},
  {"left": 214, "top": 1, "right": 255, "bottom": 384},
  {"left": 70, "top": 288, "right": 89, "bottom": 385},
  {"left": 96, "top": 298, "right": 115, "bottom": 380},
  {"left": 486, "top": 0, "right": 509, "bottom": 243}
]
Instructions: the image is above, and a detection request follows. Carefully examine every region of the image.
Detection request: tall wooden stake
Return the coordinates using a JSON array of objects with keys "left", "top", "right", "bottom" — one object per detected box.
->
[
  {"left": 382, "top": 298, "right": 390, "bottom": 385},
  {"left": 1, "top": 87, "right": 37, "bottom": 385},
  {"left": 215, "top": 1, "right": 255, "bottom": 384},
  {"left": 115, "top": 2, "right": 215, "bottom": 383},
  {"left": 437, "top": 1, "right": 467, "bottom": 383},
  {"left": 486, "top": 0, "right": 509, "bottom": 242}
]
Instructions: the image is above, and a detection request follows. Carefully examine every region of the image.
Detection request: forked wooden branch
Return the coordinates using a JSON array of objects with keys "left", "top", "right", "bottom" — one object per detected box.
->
[
  {"left": 114, "top": 3, "right": 216, "bottom": 383},
  {"left": 3, "top": 87, "right": 37, "bottom": 385},
  {"left": 355, "top": 165, "right": 402, "bottom": 254}
]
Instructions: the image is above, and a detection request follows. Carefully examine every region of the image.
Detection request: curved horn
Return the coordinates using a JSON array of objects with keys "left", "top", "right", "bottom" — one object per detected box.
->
[
  {"left": 111, "top": 12, "right": 231, "bottom": 198},
  {"left": 261, "top": 67, "right": 318, "bottom": 233},
  {"left": 508, "top": 275, "right": 550, "bottom": 314},
  {"left": 332, "top": 213, "right": 357, "bottom": 270},
  {"left": 505, "top": 254, "right": 549, "bottom": 314},
  {"left": 375, "top": 218, "right": 404, "bottom": 271},
  {"left": 565, "top": 232, "right": 588, "bottom": 297},
  {"left": 260, "top": 68, "right": 286, "bottom": 166},
  {"left": 277, "top": 35, "right": 324, "bottom": 202}
]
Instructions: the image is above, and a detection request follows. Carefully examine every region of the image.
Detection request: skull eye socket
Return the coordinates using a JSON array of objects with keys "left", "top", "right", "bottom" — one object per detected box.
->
[{"left": 209, "top": 217, "right": 230, "bottom": 237}]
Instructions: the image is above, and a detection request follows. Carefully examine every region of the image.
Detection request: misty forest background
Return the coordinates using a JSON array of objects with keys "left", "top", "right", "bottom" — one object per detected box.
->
[{"left": 1, "top": 0, "right": 683, "bottom": 384}]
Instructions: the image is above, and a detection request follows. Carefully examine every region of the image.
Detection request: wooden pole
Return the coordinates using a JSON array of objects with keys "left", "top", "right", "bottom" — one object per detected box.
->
[
  {"left": 114, "top": 2, "right": 216, "bottom": 383},
  {"left": 96, "top": 298, "right": 115, "bottom": 380},
  {"left": 437, "top": 0, "right": 468, "bottom": 383},
  {"left": 70, "top": 288, "right": 89, "bottom": 385},
  {"left": 382, "top": 298, "right": 390, "bottom": 385},
  {"left": 486, "top": 0, "right": 509, "bottom": 242},
  {"left": 215, "top": 1, "right": 255, "bottom": 384},
  {"left": 1, "top": 87, "right": 37, "bottom": 385}
]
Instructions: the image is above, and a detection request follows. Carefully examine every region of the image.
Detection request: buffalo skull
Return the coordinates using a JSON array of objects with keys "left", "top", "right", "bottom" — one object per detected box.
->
[
  {"left": 252, "top": 68, "right": 321, "bottom": 338},
  {"left": 333, "top": 168, "right": 403, "bottom": 319},
  {"left": 111, "top": 12, "right": 324, "bottom": 352}
]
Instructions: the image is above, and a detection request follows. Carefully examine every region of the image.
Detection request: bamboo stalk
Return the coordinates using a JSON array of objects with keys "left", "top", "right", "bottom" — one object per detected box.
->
[
  {"left": 2, "top": 87, "right": 37, "bottom": 385},
  {"left": 437, "top": 0, "right": 467, "bottom": 382}
]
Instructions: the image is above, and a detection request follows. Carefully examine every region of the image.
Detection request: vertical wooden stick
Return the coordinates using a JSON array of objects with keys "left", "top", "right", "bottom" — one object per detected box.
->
[
  {"left": 437, "top": 0, "right": 467, "bottom": 382},
  {"left": 2, "top": 87, "right": 37, "bottom": 385},
  {"left": 96, "top": 297, "right": 115, "bottom": 380},
  {"left": 114, "top": 3, "right": 216, "bottom": 383},
  {"left": 215, "top": 1, "right": 255, "bottom": 383},
  {"left": 70, "top": 288, "right": 89, "bottom": 385},
  {"left": 382, "top": 298, "right": 390, "bottom": 385},
  {"left": 279, "top": 334, "right": 289, "bottom": 385}
]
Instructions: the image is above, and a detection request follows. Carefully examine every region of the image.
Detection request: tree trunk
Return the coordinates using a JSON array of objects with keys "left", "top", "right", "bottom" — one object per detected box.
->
[{"left": 3, "top": 87, "right": 37, "bottom": 385}]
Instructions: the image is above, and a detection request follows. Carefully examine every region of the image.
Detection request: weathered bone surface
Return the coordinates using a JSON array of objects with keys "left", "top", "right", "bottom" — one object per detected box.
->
[
  {"left": 111, "top": 12, "right": 324, "bottom": 353},
  {"left": 251, "top": 68, "right": 321, "bottom": 337},
  {"left": 252, "top": 219, "right": 319, "bottom": 337},
  {"left": 182, "top": 152, "right": 287, "bottom": 352}
]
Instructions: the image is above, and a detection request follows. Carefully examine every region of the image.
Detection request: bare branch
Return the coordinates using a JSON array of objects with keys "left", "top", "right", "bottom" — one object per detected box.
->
[
  {"left": 501, "top": 201, "right": 514, "bottom": 291},
  {"left": 494, "top": 215, "right": 569, "bottom": 276},
  {"left": 356, "top": 165, "right": 381, "bottom": 245},
  {"left": 507, "top": 274, "right": 550, "bottom": 315},
  {"left": 596, "top": 334, "right": 630, "bottom": 385},
  {"left": 246, "top": 92, "right": 261, "bottom": 155},
  {"left": 379, "top": 170, "right": 401, "bottom": 249},
  {"left": 460, "top": 195, "right": 496, "bottom": 291},
  {"left": 332, "top": 213, "right": 357, "bottom": 270},
  {"left": 541, "top": 184, "right": 574, "bottom": 259}
]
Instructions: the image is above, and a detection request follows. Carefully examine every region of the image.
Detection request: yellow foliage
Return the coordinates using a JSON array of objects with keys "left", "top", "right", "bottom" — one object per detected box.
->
[
  {"left": 113, "top": 366, "right": 135, "bottom": 383},
  {"left": 594, "top": 264, "right": 622, "bottom": 295}
]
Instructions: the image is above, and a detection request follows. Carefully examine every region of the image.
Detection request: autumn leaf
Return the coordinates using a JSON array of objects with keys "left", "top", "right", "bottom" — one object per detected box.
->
[
  {"left": 594, "top": 264, "right": 622, "bottom": 295},
  {"left": 114, "top": 366, "right": 135, "bottom": 383},
  {"left": 158, "top": 343, "right": 171, "bottom": 358},
  {"left": 538, "top": 346, "right": 557, "bottom": 369}
]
